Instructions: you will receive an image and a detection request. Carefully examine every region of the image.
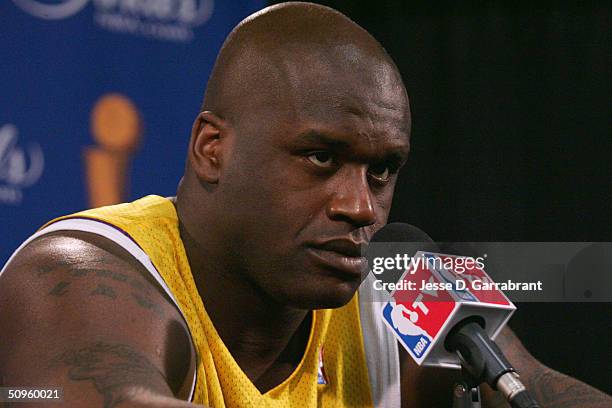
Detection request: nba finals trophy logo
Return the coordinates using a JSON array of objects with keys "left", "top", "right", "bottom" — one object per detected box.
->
[{"left": 85, "top": 93, "right": 142, "bottom": 207}]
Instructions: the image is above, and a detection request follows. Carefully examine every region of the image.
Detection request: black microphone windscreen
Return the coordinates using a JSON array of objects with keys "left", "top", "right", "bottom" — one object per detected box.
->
[
  {"left": 366, "top": 223, "right": 440, "bottom": 287},
  {"left": 371, "top": 222, "right": 439, "bottom": 252}
]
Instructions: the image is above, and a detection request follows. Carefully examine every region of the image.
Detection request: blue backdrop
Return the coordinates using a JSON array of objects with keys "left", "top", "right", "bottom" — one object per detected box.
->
[{"left": 1, "top": 0, "right": 264, "bottom": 262}]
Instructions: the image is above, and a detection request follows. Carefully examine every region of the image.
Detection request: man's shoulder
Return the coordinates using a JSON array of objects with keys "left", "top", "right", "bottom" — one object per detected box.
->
[
  {"left": 0, "top": 230, "right": 196, "bottom": 401},
  {"left": 0, "top": 229, "right": 181, "bottom": 325}
]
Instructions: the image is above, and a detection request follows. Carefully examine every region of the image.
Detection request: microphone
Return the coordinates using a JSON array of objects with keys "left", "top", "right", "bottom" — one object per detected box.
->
[
  {"left": 367, "top": 222, "right": 439, "bottom": 290},
  {"left": 369, "top": 223, "right": 540, "bottom": 408}
]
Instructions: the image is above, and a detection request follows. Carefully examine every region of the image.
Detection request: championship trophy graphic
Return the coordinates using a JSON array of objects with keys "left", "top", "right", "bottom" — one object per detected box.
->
[{"left": 85, "top": 94, "right": 142, "bottom": 207}]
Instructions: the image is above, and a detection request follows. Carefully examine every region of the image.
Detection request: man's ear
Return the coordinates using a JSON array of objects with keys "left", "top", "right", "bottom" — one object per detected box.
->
[{"left": 189, "top": 111, "right": 227, "bottom": 183}]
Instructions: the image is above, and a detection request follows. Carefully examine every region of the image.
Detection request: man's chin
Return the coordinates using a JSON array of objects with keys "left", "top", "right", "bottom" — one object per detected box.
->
[{"left": 279, "top": 279, "right": 361, "bottom": 310}]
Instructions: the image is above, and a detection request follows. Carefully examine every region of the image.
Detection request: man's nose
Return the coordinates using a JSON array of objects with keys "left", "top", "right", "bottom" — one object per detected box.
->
[{"left": 326, "top": 167, "right": 376, "bottom": 227}]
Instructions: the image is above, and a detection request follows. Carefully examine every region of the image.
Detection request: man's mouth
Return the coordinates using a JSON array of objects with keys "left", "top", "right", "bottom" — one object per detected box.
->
[{"left": 306, "top": 239, "right": 367, "bottom": 278}]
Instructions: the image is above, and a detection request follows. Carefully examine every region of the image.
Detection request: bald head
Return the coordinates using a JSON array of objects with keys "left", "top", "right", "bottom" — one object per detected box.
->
[{"left": 202, "top": 2, "right": 409, "bottom": 132}]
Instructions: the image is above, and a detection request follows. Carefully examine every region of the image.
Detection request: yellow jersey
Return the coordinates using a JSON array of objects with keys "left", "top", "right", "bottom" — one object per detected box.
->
[{"left": 38, "top": 195, "right": 392, "bottom": 407}]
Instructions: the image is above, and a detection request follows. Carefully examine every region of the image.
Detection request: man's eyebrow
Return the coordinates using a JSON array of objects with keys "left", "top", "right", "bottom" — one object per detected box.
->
[
  {"left": 296, "top": 129, "right": 410, "bottom": 162},
  {"left": 384, "top": 149, "right": 409, "bottom": 165},
  {"left": 296, "top": 130, "right": 351, "bottom": 149}
]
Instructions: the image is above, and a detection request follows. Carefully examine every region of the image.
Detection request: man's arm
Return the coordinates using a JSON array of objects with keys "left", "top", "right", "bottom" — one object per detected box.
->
[
  {"left": 479, "top": 326, "right": 611, "bottom": 408},
  {"left": 400, "top": 326, "right": 611, "bottom": 408},
  {"left": 0, "top": 231, "right": 203, "bottom": 407}
]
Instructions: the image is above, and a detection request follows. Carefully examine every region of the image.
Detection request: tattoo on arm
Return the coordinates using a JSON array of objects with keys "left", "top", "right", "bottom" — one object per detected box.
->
[
  {"left": 526, "top": 366, "right": 612, "bottom": 408},
  {"left": 91, "top": 284, "right": 118, "bottom": 299},
  {"left": 37, "top": 259, "right": 71, "bottom": 277},
  {"left": 131, "top": 292, "right": 164, "bottom": 317},
  {"left": 39, "top": 263, "right": 166, "bottom": 317},
  {"left": 49, "top": 281, "right": 71, "bottom": 296},
  {"left": 485, "top": 328, "right": 612, "bottom": 408},
  {"left": 59, "top": 342, "right": 171, "bottom": 408}
]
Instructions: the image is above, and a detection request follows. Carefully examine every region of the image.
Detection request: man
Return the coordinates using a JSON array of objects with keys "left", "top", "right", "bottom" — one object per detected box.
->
[{"left": 0, "top": 2, "right": 609, "bottom": 407}]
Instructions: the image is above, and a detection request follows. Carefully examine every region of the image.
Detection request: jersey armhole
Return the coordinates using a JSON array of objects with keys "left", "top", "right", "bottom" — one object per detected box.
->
[{"left": 359, "top": 273, "right": 401, "bottom": 408}]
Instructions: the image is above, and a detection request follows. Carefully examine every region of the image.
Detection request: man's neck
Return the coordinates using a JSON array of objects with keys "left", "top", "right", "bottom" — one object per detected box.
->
[{"left": 178, "top": 221, "right": 311, "bottom": 392}]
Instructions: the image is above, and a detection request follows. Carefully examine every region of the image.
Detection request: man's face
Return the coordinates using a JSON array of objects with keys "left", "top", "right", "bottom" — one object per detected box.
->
[{"left": 217, "top": 54, "right": 410, "bottom": 309}]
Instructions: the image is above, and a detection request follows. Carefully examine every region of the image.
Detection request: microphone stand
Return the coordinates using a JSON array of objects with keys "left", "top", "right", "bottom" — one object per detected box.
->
[
  {"left": 446, "top": 320, "right": 540, "bottom": 408},
  {"left": 452, "top": 379, "right": 481, "bottom": 408}
]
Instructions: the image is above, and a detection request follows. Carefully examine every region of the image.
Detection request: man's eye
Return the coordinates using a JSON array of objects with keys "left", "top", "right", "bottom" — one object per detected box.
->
[
  {"left": 307, "top": 152, "right": 335, "bottom": 168},
  {"left": 368, "top": 164, "right": 390, "bottom": 182}
]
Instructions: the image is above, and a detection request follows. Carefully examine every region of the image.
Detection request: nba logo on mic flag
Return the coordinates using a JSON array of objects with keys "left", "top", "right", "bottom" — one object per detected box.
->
[
  {"left": 382, "top": 302, "right": 432, "bottom": 358},
  {"left": 380, "top": 251, "right": 514, "bottom": 367},
  {"left": 381, "top": 254, "right": 456, "bottom": 364}
]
